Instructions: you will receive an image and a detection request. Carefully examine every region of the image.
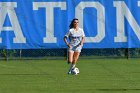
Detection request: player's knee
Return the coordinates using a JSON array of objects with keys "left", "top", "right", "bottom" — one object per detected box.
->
[{"left": 73, "top": 59, "right": 77, "bottom": 63}]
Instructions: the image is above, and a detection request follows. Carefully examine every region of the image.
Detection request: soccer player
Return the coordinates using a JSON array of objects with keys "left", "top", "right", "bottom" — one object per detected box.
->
[{"left": 63, "top": 18, "right": 85, "bottom": 74}]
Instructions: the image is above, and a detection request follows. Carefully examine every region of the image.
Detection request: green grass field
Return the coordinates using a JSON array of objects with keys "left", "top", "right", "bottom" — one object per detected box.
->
[{"left": 0, "top": 58, "right": 140, "bottom": 93}]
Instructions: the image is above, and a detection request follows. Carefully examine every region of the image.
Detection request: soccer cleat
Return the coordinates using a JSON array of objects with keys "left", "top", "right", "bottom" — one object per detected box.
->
[
  {"left": 67, "top": 69, "right": 72, "bottom": 74},
  {"left": 67, "top": 71, "right": 71, "bottom": 74}
]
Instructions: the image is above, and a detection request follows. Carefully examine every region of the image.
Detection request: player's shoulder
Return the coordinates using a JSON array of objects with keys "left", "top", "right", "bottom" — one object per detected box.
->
[
  {"left": 69, "top": 28, "right": 75, "bottom": 32},
  {"left": 78, "top": 28, "right": 84, "bottom": 32},
  {"left": 78, "top": 27, "right": 83, "bottom": 30}
]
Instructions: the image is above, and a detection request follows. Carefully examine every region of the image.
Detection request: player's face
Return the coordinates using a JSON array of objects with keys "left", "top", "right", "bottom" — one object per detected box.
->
[{"left": 73, "top": 20, "right": 79, "bottom": 28}]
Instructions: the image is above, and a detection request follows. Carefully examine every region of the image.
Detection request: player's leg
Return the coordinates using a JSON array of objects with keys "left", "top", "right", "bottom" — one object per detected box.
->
[
  {"left": 68, "top": 51, "right": 74, "bottom": 64},
  {"left": 67, "top": 46, "right": 81, "bottom": 74},
  {"left": 67, "top": 51, "right": 74, "bottom": 74},
  {"left": 70, "top": 46, "right": 81, "bottom": 73},
  {"left": 72, "top": 52, "right": 80, "bottom": 64},
  {"left": 67, "top": 52, "right": 80, "bottom": 74},
  {"left": 72, "top": 45, "right": 81, "bottom": 64}
]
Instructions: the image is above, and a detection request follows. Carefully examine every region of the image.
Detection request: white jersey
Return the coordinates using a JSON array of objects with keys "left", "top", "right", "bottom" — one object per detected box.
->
[{"left": 65, "top": 27, "right": 85, "bottom": 46}]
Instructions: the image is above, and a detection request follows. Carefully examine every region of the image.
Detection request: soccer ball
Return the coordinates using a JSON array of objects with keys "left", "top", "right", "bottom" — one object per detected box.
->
[{"left": 71, "top": 67, "right": 80, "bottom": 75}]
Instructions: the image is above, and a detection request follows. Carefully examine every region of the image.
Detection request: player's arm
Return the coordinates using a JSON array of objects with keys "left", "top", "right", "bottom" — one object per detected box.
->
[
  {"left": 64, "top": 30, "right": 71, "bottom": 48},
  {"left": 64, "top": 36, "right": 69, "bottom": 46},
  {"left": 79, "top": 36, "right": 85, "bottom": 46},
  {"left": 79, "top": 29, "right": 85, "bottom": 46},
  {"left": 64, "top": 36, "right": 71, "bottom": 48}
]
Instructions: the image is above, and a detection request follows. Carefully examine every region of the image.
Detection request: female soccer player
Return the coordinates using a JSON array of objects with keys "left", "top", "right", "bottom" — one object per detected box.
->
[{"left": 64, "top": 18, "right": 85, "bottom": 74}]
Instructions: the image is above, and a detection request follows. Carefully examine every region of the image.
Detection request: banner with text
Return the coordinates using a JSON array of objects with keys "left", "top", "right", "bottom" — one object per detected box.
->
[{"left": 0, "top": 0, "right": 140, "bottom": 49}]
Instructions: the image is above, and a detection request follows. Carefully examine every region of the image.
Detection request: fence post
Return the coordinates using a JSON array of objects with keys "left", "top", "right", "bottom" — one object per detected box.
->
[
  {"left": 20, "top": 49, "right": 22, "bottom": 59},
  {"left": 125, "top": 48, "right": 129, "bottom": 59},
  {"left": 6, "top": 49, "right": 8, "bottom": 62}
]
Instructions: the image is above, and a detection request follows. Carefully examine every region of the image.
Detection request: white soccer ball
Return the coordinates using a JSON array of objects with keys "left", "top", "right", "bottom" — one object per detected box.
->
[{"left": 71, "top": 67, "right": 80, "bottom": 75}]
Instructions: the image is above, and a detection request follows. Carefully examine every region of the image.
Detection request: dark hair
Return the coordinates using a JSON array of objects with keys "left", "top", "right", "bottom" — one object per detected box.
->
[{"left": 69, "top": 18, "right": 78, "bottom": 29}]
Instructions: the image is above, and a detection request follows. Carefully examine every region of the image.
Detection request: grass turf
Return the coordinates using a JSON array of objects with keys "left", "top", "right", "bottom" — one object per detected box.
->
[{"left": 0, "top": 59, "right": 140, "bottom": 93}]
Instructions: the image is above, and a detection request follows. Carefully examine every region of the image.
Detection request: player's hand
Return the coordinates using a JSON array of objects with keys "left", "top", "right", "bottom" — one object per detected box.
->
[{"left": 78, "top": 43, "right": 82, "bottom": 46}]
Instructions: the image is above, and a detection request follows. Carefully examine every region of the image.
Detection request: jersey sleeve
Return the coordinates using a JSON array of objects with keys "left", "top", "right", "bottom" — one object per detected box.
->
[
  {"left": 65, "top": 30, "right": 71, "bottom": 38},
  {"left": 82, "top": 29, "right": 85, "bottom": 37}
]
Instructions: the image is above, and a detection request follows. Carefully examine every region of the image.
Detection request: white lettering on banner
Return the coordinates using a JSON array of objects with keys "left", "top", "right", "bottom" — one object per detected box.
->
[
  {"left": 0, "top": 1, "right": 140, "bottom": 44},
  {"left": 33, "top": 2, "right": 66, "bottom": 43},
  {"left": 114, "top": 1, "right": 140, "bottom": 42},
  {"left": 0, "top": 2, "right": 26, "bottom": 43},
  {"left": 76, "top": 2, "right": 105, "bottom": 43}
]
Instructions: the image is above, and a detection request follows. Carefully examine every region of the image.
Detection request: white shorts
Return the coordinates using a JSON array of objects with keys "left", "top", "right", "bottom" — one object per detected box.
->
[{"left": 68, "top": 45, "right": 82, "bottom": 53}]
